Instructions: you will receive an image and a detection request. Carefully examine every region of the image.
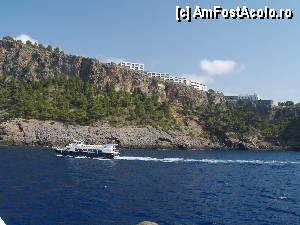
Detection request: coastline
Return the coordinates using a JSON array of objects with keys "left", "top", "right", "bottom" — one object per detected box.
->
[
  {"left": 0, "top": 118, "right": 296, "bottom": 151},
  {"left": 0, "top": 38, "right": 299, "bottom": 153},
  {"left": 0, "top": 144, "right": 295, "bottom": 152}
]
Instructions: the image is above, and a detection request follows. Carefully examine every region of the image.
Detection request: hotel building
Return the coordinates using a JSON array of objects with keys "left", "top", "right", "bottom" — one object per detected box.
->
[
  {"left": 147, "top": 72, "right": 208, "bottom": 92},
  {"left": 119, "top": 61, "right": 144, "bottom": 71},
  {"left": 119, "top": 61, "right": 208, "bottom": 92}
]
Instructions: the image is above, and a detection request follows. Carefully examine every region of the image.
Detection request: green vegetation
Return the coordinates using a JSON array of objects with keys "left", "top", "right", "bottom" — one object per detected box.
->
[
  {"left": 0, "top": 75, "right": 174, "bottom": 127},
  {"left": 258, "top": 109, "right": 300, "bottom": 142},
  {"left": 0, "top": 72, "right": 298, "bottom": 144},
  {"left": 1, "top": 35, "right": 299, "bottom": 146},
  {"left": 199, "top": 104, "right": 259, "bottom": 139},
  {"left": 194, "top": 102, "right": 299, "bottom": 142},
  {"left": 2, "top": 36, "right": 14, "bottom": 42}
]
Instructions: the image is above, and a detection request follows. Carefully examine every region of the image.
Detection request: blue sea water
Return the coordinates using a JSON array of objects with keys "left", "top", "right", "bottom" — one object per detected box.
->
[{"left": 1, "top": 147, "right": 300, "bottom": 225}]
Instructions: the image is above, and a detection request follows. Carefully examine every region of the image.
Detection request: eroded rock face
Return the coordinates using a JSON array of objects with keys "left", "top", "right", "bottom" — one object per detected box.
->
[
  {"left": 0, "top": 38, "right": 221, "bottom": 109},
  {"left": 0, "top": 119, "right": 283, "bottom": 150},
  {"left": 0, "top": 119, "right": 214, "bottom": 149},
  {"left": 2, "top": 38, "right": 259, "bottom": 150}
]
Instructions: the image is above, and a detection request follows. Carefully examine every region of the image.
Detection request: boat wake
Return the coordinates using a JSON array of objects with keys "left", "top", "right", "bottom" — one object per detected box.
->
[
  {"left": 56, "top": 154, "right": 300, "bottom": 165},
  {"left": 74, "top": 156, "right": 88, "bottom": 159},
  {"left": 114, "top": 156, "right": 300, "bottom": 165}
]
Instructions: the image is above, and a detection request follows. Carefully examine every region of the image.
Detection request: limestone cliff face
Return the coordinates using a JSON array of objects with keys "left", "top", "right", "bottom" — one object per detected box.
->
[
  {"left": 2, "top": 37, "right": 255, "bottom": 150},
  {"left": 0, "top": 38, "right": 150, "bottom": 92},
  {"left": 0, "top": 37, "right": 222, "bottom": 108},
  {"left": 0, "top": 118, "right": 282, "bottom": 150},
  {"left": 0, "top": 119, "right": 214, "bottom": 149}
]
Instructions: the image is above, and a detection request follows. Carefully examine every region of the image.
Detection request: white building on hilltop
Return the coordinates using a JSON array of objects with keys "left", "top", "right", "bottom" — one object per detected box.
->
[
  {"left": 118, "top": 61, "right": 208, "bottom": 92},
  {"left": 147, "top": 72, "right": 208, "bottom": 92},
  {"left": 190, "top": 80, "right": 208, "bottom": 92},
  {"left": 119, "top": 61, "right": 144, "bottom": 71}
]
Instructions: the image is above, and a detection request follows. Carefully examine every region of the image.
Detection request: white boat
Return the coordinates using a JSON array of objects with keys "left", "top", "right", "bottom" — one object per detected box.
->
[{"left": 53, "top": 140, "right": 119, "bottom": 159}]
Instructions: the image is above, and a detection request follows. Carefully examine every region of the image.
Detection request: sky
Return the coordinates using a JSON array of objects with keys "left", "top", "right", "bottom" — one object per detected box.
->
[{"left": 0, "top": 0, "right": 299, "bottom": 102}]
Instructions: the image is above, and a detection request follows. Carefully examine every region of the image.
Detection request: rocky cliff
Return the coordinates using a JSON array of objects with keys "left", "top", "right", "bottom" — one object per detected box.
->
[
  {"left": 0, "top": 119, "right": 211, "bottom": 149},
  {"left": 0, "top": 37, "right": 225, "bottom": 149},
  {"left": 0, "top": 36, "right": 218, "bottom": 109},
  {"left": 0, "top": 36, "right": 299, "bottom": 150},
  {"left": 0, "top": 118, "right": 278, "bottom": 150}
]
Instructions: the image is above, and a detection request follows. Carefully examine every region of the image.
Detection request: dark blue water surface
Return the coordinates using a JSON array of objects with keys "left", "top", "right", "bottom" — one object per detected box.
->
[{"left": 1, "top": 147, "right": 300, "bottom": 225}]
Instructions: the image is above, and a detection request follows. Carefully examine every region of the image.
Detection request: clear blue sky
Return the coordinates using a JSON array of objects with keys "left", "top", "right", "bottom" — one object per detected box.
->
[{"left": 0, "top": 0, "right": 299, "bottom": 102}]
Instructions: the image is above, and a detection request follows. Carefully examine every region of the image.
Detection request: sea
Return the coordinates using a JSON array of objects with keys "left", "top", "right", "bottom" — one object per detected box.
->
[{"left": 1, "top": 146, "right": 300, "bottom": 225}]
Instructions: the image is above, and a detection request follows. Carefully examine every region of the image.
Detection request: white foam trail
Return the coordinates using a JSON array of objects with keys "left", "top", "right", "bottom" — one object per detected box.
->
[
  {"left": 93, "top": 158, "right": 111, "bottom": 161},
  {"left": 115, "top": 156, "right": 161, "bottom": 161},
  {"left": 279, "top": 196, "right": 288, "bottom": 200},
  {"left": 115, "top": 156, "right": 300, "bottom": 165},
  {"left": 74, "top": 156, "right": 88, "bottom": 159},
  {"left": 56, "top": 155, "right": 300, "bottom": 165}
]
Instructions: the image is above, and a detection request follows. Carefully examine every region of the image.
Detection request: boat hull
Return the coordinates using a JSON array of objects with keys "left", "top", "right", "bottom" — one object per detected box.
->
[{"left": 55, "top": 149, "right": 116, "bottom": 159}]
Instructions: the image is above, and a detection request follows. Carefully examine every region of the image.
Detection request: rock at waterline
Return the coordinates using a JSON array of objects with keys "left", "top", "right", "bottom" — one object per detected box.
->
[{"left": 137, "top": 221, "right": 158, "bottom": 225}]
